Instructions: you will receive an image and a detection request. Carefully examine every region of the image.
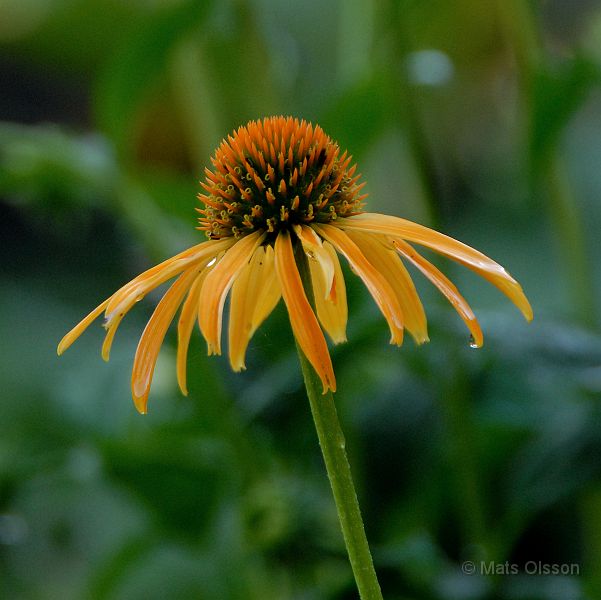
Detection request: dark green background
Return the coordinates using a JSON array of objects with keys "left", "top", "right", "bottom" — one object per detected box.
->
[{"left": 2, "top": 1, "right": 601, "bottom": 598}]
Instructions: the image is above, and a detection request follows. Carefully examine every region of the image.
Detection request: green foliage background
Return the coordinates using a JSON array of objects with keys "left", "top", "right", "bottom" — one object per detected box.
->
[{"left": 2, "top": 1, "right": 601, "bottom": 598}]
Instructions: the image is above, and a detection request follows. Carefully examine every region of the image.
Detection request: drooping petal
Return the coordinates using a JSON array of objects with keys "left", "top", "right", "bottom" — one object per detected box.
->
[
  {"left": 57, "top": 299, "right": 110, "bottom": 355},
  {"left": 338, "top": 213, "right": 533, "bottom": 321},
  {"left": 131, "top": 266, "right": 201, "bottom": 414},
  {"left": 176, "top": 270, "right": 209, "bottom": 396},
  {"left": 198, "top": 230, "right": 266, "bottom": 355},
  {"left": 59, "top": 238, "right": 235, "bottom": 361},
  {"left": 309, "top": 241, "right": 348, "bottom": 344},
  {"left": 346, "top": 230, "right": 428, "bottom": 345},
  {"left": 105, "top": 237, "right": 235, "bottom": 325},
  {"left": 393, "top": 238, "right": 483, "bottom": 347},
  {"left": 312, "top": 223, "right": 405, "bottom": 345},
  {"left": 101, "top": 312, "right": 124, "bottom": 361},
  {"left": 228, "top": 245, "right": 281, "bottom": 371},
  {"left": 274, "top": 230, "right": 336, "bottom": 393},
  {"left": 293, "top": 224, "right": 335, "bottom": 298}
]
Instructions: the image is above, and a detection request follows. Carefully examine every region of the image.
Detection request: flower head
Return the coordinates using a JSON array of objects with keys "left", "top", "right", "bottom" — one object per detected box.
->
[
  {"left": 197, "top": 116, "right": 365, "bottom": 239},
  {"left": 58, "top": 116, "right": 532, "bottom": 414}
]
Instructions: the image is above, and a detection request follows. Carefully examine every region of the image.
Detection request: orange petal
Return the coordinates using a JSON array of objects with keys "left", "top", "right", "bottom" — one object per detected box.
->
[
  {"left": 176, "top": 271, "right": 208, "bottom": 396},
  {"left": 347, "top": 230, "right": 429, "bottom": 345},
  {"left": 338, "top": 213, "right": 533, "bottom": 321},
  {"left": 57, "top": 241, "right": 230, "bottom": 360},
  {"left": 198, "top": 230, "right": 266, "bottom": 356},
  {"left": 313, "top": 223, "right": 405, "bottom": 345},
  {"left": 274, "top": 230, "right": 336, "bottom": 393},
  {"left": 309, "top": 241, "right": 348, "bottom": 344},
  {"left": 228, "top": 245, "right": 281, "bottom": 371},
  {"left": 393, "top": 238, "right": 483, "bottom": 347},
  {"left": 57, "top": 299, "right": 110, "bottom": 355},
  {"left": 131, "top": 266, "right": 200, "bottom": 414},
  {"left": 293, "top": 224, "right": 335, "bottom": 298},
  {"left": 101, "top": 312, "right": 124, "bottom": 362},
  {"left": 105, "top": 237, "right": 234, "bottom": 322}
]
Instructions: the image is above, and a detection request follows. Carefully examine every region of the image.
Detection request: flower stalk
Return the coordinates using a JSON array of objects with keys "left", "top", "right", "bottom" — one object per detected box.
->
[{"left": 295, "top": 249, "right": 383, "bottom": 600}]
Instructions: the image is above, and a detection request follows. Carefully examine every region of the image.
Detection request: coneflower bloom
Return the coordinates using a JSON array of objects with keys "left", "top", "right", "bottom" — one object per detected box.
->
[{"left": 58, "top": 116, "right": 532, "bottom": 414}]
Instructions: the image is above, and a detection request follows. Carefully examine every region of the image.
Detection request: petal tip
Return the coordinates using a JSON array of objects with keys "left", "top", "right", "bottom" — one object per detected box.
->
[
  {"left": 206, "top": 344, "right": 220, "bottom": 357},
  {"left": 389, "top": 331, "right": 404, "bottom": 347},
  {"left": 57, "top": 335, "right": 72, "bottom": 356},
  {"left": 469, "top": 332, "right": 484, "bottom": 348},
  {"left": 133, "top": 395, "right": 148, "bottom": 414},
  {"left": 322, "top": 379, "right": 336, "bottom": 394},
  {"left": 133, "top": 381, "right": 149, "bottom": 412}
]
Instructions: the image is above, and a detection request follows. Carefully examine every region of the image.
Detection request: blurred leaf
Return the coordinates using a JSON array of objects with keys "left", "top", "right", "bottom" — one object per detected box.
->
[
  {"left": 0, "top": 122, "right": 118, "bottom": 211},
  {"left": 88, "top": 532, "right": 156, "bottom": 599},
  {"left": 0, "top": 122, "right": 191, "bottom": 259},
  {"left": 530, "top": 56, "right": 600, "bottom": 170},
  {"left": 94, "top": 0, "right": 214, "bottom": 155},
  {"left": 0, "top": 0, "right": 141, "bottom": 73},
  {"left": 101, "top": 430, "right": 231, "bottom": 537},
  {"left": 321, "top": 75, "right": 394, "bottom": 157}
]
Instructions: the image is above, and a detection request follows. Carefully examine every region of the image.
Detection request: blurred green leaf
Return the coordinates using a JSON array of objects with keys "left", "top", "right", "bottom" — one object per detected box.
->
[
  {"left": 0, "top": 122, "right": 118, "bottom": 211},
  {"left": 94, "top": 0, "right": 214, "bottom": 155},
  {"left": 101, "top": 431, "right": 230, "bottom": 537},
  {"left": 530, "top": 57, "right": 600, "bottom": 170},
  {"left": 322, "top": 75, "right": 394, "bottom": 158}
]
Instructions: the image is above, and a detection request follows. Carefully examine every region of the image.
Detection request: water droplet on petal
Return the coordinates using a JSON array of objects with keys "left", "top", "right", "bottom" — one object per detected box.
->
[{"left": 468, "top": 335, "right": 478, "bottom": 349}]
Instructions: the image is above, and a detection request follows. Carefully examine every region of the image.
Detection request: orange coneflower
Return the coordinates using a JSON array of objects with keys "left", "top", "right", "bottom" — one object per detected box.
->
[{"left": 58, "top": 116, "right": 532, "bottom": 413}]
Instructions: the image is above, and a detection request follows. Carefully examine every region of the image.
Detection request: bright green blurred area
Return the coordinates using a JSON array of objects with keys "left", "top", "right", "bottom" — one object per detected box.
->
[{"left": 2, "top": 1, "right": 601, "bottom": 598}]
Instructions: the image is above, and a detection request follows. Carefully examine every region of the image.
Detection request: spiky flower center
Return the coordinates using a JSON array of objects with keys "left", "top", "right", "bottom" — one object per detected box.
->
[{"left": 197, "top": 116, "right": 367, "bottom": 239}]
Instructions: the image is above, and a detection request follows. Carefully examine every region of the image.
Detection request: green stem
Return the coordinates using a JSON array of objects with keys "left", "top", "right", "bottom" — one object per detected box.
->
[{"left": 295, "top": 252, "right": 383, "bottom": 600}]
